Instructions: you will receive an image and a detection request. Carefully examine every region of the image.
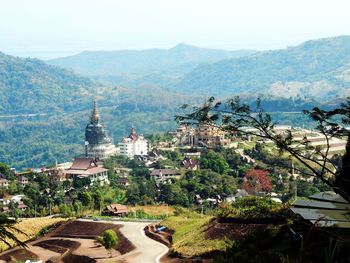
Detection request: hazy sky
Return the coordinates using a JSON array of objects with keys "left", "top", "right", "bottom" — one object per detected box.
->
[{"left": 1, "top": 0, "right": 350, "bottom": 58}]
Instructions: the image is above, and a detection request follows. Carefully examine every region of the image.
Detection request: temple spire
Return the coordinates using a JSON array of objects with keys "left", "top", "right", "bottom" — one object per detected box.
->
[{"left": 91, "top": 100, "right": 100, "bottom": 124}]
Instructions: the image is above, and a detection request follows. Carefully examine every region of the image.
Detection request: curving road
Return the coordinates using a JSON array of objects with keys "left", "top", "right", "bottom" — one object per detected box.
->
[
  {"left": 79, "top": 219, "right": 168, "bottom": 263},
  {"left": 118, "top": 221, "right": 169, "bottom": 263}
]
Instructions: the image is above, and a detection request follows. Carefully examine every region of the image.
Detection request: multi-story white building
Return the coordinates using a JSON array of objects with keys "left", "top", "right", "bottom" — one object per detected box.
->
[{"left": 119, "top": 128, "right": 148, "bottom": 158}]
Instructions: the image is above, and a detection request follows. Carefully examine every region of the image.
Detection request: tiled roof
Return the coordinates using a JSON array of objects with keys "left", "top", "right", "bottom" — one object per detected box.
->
[
  {"left": 69, "top": 158, "right": 97, "bottom": 170},
  {"left": 129, "top": 127, "right": 139, "bottom": 141},
  {"left": 105, "top": 203, "right": 129, "bottom": 214},
  {"left": 66, "top": 166, "right": 108, "bottom": 175}
]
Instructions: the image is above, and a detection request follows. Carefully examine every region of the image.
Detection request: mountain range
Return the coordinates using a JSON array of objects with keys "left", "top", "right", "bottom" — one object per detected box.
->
[
  {"left": 48, "top": 44, "right": 255, "bottom": 77},
  {"left": 48, "top": 37, "right": 350, "bottom": 102},
  {"left": 1, "top": 36, "right": 350, "bottom": 167},
  {"left": 177, "top": 36, "right": 350, "bottom": 100}
]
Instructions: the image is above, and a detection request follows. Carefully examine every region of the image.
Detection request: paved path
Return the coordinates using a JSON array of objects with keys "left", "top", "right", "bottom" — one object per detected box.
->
[
  {"left": 119, "top": 221, "right": 168, "bottom": 263},
  {"left": 79, "top": 219, "right": 169, "bottom": 263}
]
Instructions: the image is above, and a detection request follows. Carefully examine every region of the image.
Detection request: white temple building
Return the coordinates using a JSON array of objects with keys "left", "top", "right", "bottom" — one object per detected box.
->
[{"left": 119, "top": 128, "right": 148, "bottom": 158}]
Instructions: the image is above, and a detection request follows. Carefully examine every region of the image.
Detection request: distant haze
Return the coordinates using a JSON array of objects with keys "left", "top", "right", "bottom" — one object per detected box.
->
[{"left": 1, "top": 0, "right": 350, "bottom": 58}]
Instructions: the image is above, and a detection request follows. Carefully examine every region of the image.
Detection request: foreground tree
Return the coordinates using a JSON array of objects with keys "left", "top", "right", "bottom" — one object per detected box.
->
[
  {"left": 97, "top": 229, "right": 118, "bottom": 257},
  {"left": 0, "top": 214, "right": 26, "bottom": 248},
  {"left": 177, "top": 97, "right": 350, "bottom": 201}
]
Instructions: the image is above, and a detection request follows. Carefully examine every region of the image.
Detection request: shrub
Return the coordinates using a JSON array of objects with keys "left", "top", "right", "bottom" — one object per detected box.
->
[{"left": 218, "top": 196, "right": 289, "bottom": 219}]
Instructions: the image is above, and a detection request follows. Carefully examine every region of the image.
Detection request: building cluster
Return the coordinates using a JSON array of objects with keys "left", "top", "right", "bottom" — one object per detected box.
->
[
  {"left": 75, "top": 101, "right": 235, "bottom": 187},
  {"left": 4, "top": 99, "right": 346, "bottom": 218},
  {"left": 0, "top": 173, "right": 30, "bottom": 190},
  {"left": 170, "top": 123, "right": 232, "bottom": 148},
  {"left": 0, "top": 195, "right": 28, "bottom": 213},
  {"left": 1, "top": 101, "right": 150, "bottom": 189},
  {"left": 84, "top": 100, "right": 148, "bottom": 160}
]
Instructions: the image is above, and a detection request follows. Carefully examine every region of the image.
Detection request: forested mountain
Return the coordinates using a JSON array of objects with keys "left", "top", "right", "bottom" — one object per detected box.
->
[
  {"left": 48, "top": 37, "right": 350, "bottom": 102},
  {"left": 177, "top": 36, "right": 350, "bottom": 100},
  {"left": 0, "top": 51, "right": 204, "bottom": 167},
  {"left": 2, "top": 36, "right": 350, "bottom": 168},
  {"left": 0, "top": 52, "right": 98, "bottom": 114},
  {"left": 48, "top": 44, "right": 255, "bottom": 77}
]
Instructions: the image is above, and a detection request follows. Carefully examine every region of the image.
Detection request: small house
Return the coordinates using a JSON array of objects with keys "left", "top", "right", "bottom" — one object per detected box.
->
[{"left": 104, "top": 203, "right": 129, "bottom": 216}]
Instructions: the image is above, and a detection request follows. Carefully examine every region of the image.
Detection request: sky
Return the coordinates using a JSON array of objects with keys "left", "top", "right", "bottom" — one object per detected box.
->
[{"left": 0, "top": 0, "right": 350, "bottom": 58}]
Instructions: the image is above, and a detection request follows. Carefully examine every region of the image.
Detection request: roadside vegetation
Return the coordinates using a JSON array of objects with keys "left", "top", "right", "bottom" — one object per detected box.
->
[
  {"left": 129, "top": 205, "right": 174, "bottom": 217},
  {"left": 162, "top": 208, "right": 232, "bottom": 257},
  {"left": 0, "top": 217, "right": 66, "bottom": 251}
]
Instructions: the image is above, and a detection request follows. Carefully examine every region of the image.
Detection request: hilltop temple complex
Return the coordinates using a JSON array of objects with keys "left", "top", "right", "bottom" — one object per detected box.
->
[{"left": 172, "top": 123, "right": 231, "bottom": 148}]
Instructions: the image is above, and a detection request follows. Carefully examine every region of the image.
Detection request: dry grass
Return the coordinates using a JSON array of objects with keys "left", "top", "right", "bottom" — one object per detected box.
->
[
  {"left": 0, "top": 217, "right": 67, "bottom": 252},
  {"left": 162, "top": 212, "right": 231, "bottom": 257},
  {"left": 129, "top": 205, "right": 174, "bottom": 216}
]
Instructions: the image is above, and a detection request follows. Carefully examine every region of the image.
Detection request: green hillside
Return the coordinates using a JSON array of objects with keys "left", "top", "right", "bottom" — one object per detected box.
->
[
  {"left": 0, "top": 52, "right": 205, "bottom": 168},
  {"left": 177, "top": 36, "right": 350, "bottom": 100},
  {"left": 2, "top": 36, "right": 350, "bottom": 168},
  {"left": 0, "top": 52, "right": 98, "bottom": 114}
]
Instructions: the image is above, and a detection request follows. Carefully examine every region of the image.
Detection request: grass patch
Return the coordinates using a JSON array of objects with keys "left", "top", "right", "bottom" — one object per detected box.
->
[
  {"left": 162, "top": 209, "right": 233, "bottom": 257},
  {"left": 129, "top": 205, "right": 174, "bottom": 216},
  {"left": 0, "top": 217, "right": 67, "bottom": 252}
]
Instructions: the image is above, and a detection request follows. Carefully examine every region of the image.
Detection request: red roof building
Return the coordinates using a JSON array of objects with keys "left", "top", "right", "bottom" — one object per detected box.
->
[
  {"left": 66, "top": 158, "right": 109, "bottom": 185},
  {"left": 104, "top": 203, "right": 129, "bottom": 216}
]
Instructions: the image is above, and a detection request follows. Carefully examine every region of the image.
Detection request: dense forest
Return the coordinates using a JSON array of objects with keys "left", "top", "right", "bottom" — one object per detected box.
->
[{"left": 0, "top": 52, "right": 98, "bottom": 114}]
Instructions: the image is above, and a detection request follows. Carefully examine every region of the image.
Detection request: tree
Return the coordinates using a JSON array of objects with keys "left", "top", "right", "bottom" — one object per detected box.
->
[
  {"left": 8, "top": 201, "right": 21, "bottom": 219},
  {"left": 159, "top": 184, "right": 189, "bottom": 206},
  {"left": 242, "top": 169, "right": 273, "bottom": 194},
  {"left": 35, "top": 173, "right": 50, "bottom": 191},
  {"left": 73, "top": 177, "right": 91, "bottom": 188},
  {"left": 0, "top": 163, "right": 10, "bottom": 176},
  {"left": 92, "top": 190, "right": 104, "bottom": 210},
  {"left": 125, "top": 183, "right": 141, "bottom": 204},
  {"left": 8, "top": 181, "right": 18, "bottom": 195},
  {"left": 177, "top": 97, "right": 350, "bottom": 201},
  {"left": 201, "top": 151, "right": 230, "bottom": 174},
  {"left": 97, "top": 229, "right": 118, "bottom": 257},
  {"left": 78, "top": 191, "right": 93, "bottom": 208},
  {"left": 131, "top": 167, "right": 150, "bottom": 178},
  {"left": 334, "top": 100, "right": 350, "bottom": 197},
  {"left": 0, "top": 214, "right": 26, "bottom": 248}
]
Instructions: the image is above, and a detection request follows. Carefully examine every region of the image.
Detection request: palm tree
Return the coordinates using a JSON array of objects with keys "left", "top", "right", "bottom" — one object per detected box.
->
[{"left": 0, "top": 214, "right": 26, "bottom": 248}]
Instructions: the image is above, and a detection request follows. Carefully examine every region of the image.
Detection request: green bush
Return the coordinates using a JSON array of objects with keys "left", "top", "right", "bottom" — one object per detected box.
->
[{"left": 218, "top": 196, "right": 289, "bottom": 219}]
